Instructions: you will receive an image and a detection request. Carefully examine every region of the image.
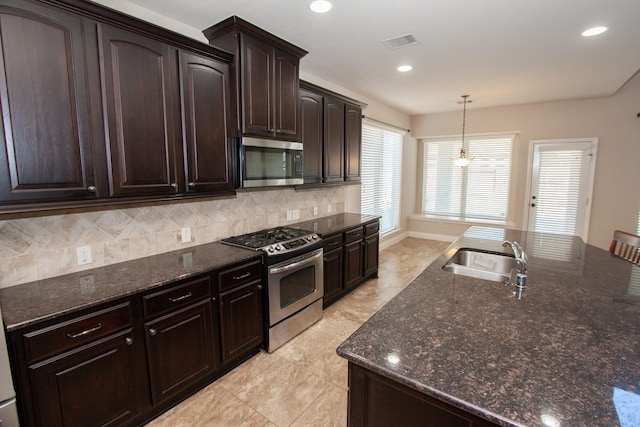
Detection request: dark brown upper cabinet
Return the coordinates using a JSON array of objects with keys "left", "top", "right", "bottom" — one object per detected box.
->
[
  {"left": 298, "top": 80, "right": 365, "bottom": 186},
  {"left": 300, "top": 87, "right": 324, "bottom": 184},
  {"left": 203, "top": 16, "right": 307, "bottom": 141},
  {"left": 179, "top": 51, "right": 235, "bottom": 194},
  {"left": 345, "top": 103, "right": 363, "bottom": 182},
  {"left": 324, "top": 97, "right": 345, "bottom": 182},
  {"left": 0, "top": 0, "right": 105, "bottom": 207},
  {"left": 98, "top": 24, "right": 180, "bottom": 198},
  {"left": 0, "top": 0, "right": 236, "bottom": 212}
]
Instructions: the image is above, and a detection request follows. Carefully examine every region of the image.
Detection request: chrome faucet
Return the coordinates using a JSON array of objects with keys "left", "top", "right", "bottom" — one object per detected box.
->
[{"left": 502, "top": 240, "right": 528, "bottom": 299}]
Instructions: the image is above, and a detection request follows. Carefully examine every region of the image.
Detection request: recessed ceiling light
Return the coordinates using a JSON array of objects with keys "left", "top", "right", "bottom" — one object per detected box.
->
[
  {"left": 581, "top": 26, "right": 607, "bottom": 37},
  {"left": 309, "top": 0, "right": 332, "bottom": 13},
  {"left": 397, "top": 65, "right": 412, "bottom": 72}
]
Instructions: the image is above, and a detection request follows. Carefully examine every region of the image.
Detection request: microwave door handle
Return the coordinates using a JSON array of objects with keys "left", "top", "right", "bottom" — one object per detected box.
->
[{"left": 269, "top": 250, "right": 322, "bottom": 275}]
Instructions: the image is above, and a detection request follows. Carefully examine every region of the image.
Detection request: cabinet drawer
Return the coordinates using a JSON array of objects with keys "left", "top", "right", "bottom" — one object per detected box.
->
[
  {"left": 344, "top": 226, "right": 364, "bottom": 244},
  {"left": 23, "top": 302, "right": 132, "bottom": 364},
  {"left": 323, "top": 234, "right": 343, "bottom": 251},
  {"left": 218, "top": 259, "right": 262, "bottom": 292},
  {"left": 365, "top": 221, "right": 379, "bottom": 236},
  {"left": 143, "top": 276, "right": 211, "bottom": 319}
]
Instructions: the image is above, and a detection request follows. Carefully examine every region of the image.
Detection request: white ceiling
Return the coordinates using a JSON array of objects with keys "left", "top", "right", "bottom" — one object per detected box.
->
[{"left": 103, "top": 0, "right": 640, "bottom": 115}]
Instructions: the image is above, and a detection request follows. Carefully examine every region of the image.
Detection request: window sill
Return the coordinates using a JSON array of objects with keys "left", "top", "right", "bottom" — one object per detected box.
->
[{"left": 408, "top": 213, "right": 517, "bottom": 229}]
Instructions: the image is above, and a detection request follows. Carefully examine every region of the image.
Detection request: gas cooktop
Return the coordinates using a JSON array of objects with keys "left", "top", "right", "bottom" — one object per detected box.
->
[{"left": 221, "top": 226, "right": 320, "bottom": 256}]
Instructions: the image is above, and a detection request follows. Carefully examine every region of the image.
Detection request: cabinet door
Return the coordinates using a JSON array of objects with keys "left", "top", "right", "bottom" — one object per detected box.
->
[
  {"left": 323, "top": 248, "right": 343, "bottom": 307},
  {"left": 273, "top": 49, "right": 300, "bottom": 140},
  {"left": 29, "top": 330, "right": 141, "bottom": 427},
  {"left": 345, "top": 103, "right": 362, "bottom": 181},
  {"left": 144, "top": 299, "right": 215, "bottom": 404},
  {"left": 241, "top": 34, "right": 273, "bottom": 137},
  {"left": 300, "top": 88, "right": 323, "bottom": 184},
  {"left": 344, "top": 240, "right": 364, "bottom": 289},
  {"left": 364, "top": 234, "right": 379, "bottom": 278},
  {"left": 0, "top": 1, "right": 101, "bottom": 205},
  {"left": 219, "top": 280, "right": 263, "bottom": 364},
  {"left": 179, "top": 51, "right": 234, "bottom": 194},
  {"left": 323, "top": 97, "right": 345, "bottom": 182},
  {"left": 98, "top": 24, "right": 179, "bottom": 197}
]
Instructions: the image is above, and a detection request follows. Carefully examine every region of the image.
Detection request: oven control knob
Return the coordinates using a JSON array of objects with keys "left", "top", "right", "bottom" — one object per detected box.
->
[
  {"left": 275, "top": 244, "right": 282, "bottom": 251},
  {"left": 268, "top": 246, "right": 275, "bottom": 253},
  {"left": 312, "top": 234, "right": 318, "bottom": 240}
]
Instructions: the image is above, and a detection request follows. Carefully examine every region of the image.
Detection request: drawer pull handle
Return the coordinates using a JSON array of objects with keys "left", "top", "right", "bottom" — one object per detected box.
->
[
  {"left": 327, "top": 242, "right": 339, "bottom": 246},
  {"left": 149, "top": 328, "right": 157, "bottom": 336},
  {"left": 233, "top": 272, "right": 251, "bottom": 280},
  {"left": 67, "top": 323, "right": 102, "bottom": 339},
  {"left": 125, "top": 337, "right": 133, "bottom": 345},
  {"left": 169, "top": 292, "right": 192, "bottom": 303},
  {"left": 352, "top": 234, "right": 361, "bottom": 238}
]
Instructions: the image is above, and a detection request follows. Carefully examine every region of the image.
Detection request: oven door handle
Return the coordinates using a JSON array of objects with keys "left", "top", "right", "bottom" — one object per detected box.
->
[{"left": 269, "top": 249, "right": 323, "bottom": 275}]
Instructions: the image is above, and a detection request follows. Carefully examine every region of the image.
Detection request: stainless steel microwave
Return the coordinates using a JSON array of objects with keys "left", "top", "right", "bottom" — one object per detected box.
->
[{"left": 239, "top": 138, "right": 304, "bottom": 188}]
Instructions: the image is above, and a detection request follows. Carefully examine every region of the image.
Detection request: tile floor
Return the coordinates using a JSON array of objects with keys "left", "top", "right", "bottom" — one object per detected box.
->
[{"left": 147, "top": 237, "right": 450, "bottom": 427}]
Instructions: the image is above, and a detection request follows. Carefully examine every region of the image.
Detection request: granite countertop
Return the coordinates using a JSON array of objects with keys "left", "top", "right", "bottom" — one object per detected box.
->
[
  {"left": 337, "top": 227, "right": 640, "bottom": 427},
  {"left": 294, "top": 212, "right": 380, "bottom": 236},
  {"left": 0, "top": 242, "right": 261, "bottom": 331}
]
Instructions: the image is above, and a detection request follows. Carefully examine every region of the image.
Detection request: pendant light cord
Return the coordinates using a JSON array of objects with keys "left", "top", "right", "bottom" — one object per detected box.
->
[{"left": 461, "top": 94, "right": 469, "bottom": 152}]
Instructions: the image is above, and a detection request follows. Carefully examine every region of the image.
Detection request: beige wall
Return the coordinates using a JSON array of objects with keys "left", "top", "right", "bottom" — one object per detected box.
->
[{"left": 410, "top": 71, "right": 640, "bottom": 250}]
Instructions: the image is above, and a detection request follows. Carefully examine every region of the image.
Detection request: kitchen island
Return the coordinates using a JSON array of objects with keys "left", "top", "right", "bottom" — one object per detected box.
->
[{"left": 337, "top": 227, "right": 640, "bottom": 426}]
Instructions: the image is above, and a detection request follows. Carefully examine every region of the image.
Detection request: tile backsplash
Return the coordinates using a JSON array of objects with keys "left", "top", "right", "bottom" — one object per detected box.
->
[{"left": 0, "top": 187, "right": 345, "bottom": 288}]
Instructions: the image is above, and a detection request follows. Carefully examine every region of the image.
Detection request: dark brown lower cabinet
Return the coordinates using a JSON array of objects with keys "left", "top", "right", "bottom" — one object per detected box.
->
[
  {"left": 323, "top": 244, "right": 344, "bottom": 306},
  {"left": 219, "top": 280, "right": 263, "bottom": 364},
  {"left": 28, "top": 329, "right": 141, "bottom": 427},
  {"left": 10, "top": 255, "right": 264, "bottom": 427},
  {"left": 348, "top": 363, "right": 499, "bottom": 427},
  {"left": 144, "top": 299, "right": 215, "bottom": 404},
  {"left": 322, "top": 219, "right": 380, "bottom": 308}
]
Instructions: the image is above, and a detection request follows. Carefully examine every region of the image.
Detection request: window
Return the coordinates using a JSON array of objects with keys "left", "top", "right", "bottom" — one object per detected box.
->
[
  {"left": 422, "top": 135, "right": 514, "bottom": 222},
  {"left": 361, "top": 124, "right": 403, "bottom": 234}
]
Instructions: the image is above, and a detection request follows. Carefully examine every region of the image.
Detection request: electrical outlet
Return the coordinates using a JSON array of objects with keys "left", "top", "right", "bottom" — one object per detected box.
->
[
  {"left": 328, "top": 204, "right": 333, "bottom": 213},
  {"left": 79, "top": 275, "right": 95, "bottom": 294},
  {"left": 183, "top": 252, "right": 193, "bottom": 268},
  {"left": 313, "top": 206, "right": 318, "bottom": 216},
  {"left": 181, "top": 227, "right": 191, "bottom": 243},
  {"left": 292, "top": 209, "right": 300, "bottom": 220},
  {"left": 286, "top": 210, "right": 293, "bottom": 221},
  {"left": 76, "top": 245, "right": 92, "bottom": 266}
]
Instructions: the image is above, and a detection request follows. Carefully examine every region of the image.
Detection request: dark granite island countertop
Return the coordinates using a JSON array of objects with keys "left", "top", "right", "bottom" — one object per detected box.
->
[
  {"left": 337, "top": 227, "right": 640, "bottom": 426},
  {"left": 0, "top": 242, "right": 261, "bottom": 331}
]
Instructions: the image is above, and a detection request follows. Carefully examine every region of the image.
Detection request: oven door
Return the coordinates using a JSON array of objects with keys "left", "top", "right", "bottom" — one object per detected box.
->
[{"left": 268, "top": 248, "right": 323, "bottom": 326}]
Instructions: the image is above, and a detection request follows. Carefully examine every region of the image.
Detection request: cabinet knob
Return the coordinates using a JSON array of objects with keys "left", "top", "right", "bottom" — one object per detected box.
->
[
  {"left": 212, "top": 297, "right": 216, "bottom": 302},
  {"left": 171, "top": 183, "right": 178, "bottom": 190},
  {"left": 125, "top": 337, "right": 133, "bottom": 345},
  {"left": 188, "top": 182, "right": 196, "bottom": 188},
  {"left": 148, "top": 328, "right": 157, "bottom": 336},
  {"left": 257, "top": 284, "right": 263, "bottom": 290},
  {"left": 87, "top": 185, "right": 97, "bottom": 192}
]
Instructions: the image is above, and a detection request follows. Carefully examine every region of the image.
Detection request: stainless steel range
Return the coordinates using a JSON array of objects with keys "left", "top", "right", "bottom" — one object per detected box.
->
[{"left": 222, "top": 227, "right": 323, "bottom": 352}]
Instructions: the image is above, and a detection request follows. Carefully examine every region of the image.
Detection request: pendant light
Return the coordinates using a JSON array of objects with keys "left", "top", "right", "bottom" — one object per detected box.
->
[{"left": 451, "top": 95, "right": 474, "bottom": 167}]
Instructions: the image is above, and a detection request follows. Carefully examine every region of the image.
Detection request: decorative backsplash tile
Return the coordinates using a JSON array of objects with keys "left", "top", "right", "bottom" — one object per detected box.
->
[{"left": 0, "top": 187, "right": 345, "bottom": 288}]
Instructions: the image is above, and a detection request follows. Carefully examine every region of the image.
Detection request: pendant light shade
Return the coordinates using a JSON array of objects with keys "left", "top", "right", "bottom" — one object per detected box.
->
[{"left": 451, "top": 95, "right": 474, "bottom": 167}]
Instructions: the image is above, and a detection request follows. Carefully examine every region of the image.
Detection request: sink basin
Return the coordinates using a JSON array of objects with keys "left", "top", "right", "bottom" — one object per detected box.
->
[{"left": 442, "top": 248, "right": 519, "bottom": 283}]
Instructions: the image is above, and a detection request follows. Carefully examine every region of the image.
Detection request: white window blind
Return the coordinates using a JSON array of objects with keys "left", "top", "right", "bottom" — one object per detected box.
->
[
  {"left": 422, "top": 135, "right": 513, "bottom": 221},
  {"left": 533, "top": 150, "right": 584, "bottom": 235},
  {"left": 361, "top": 124, "right": 403, "bottom": 234}
]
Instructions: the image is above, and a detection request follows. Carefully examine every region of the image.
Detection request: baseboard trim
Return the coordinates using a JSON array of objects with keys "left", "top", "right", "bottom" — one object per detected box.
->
[{"left": 380, "top": 230, "right": 409, "bottom": 250}]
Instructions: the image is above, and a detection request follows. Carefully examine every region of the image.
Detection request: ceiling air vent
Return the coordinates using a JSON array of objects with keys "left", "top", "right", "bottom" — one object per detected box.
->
[{"left": 381, "top": 33, "right": 419, "bottom": 50}]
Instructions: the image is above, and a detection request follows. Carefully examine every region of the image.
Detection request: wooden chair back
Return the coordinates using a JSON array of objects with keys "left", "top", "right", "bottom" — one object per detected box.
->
[{"left": 609, "top": 230, "right": 640, "bottom": 265}]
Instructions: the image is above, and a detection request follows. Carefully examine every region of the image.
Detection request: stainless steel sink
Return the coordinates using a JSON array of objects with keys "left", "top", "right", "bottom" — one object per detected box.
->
[{"left": 442, "top": 248, "right": 519, "bottom": 283}]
